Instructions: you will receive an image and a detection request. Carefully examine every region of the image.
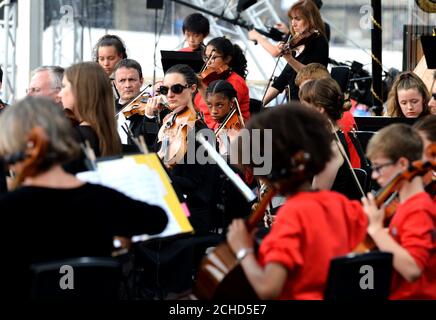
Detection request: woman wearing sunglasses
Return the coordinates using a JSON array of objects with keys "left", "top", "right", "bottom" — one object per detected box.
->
[
  {"left": 194, "top": 37, "right": 250, "bottom": 130},
  {"left": 143, "top": 64, "right": 223, "bottom": 235}
]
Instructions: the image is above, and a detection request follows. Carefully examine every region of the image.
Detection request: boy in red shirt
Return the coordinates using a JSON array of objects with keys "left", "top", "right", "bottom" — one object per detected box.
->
[
  {"left": 362, "top": 123, "right": 436, "bottom": 299},
  {"left": 226, "top": 104, "right": 367, "bottom": 299},
  {"left": 179, "top": 13, "right": 209, "bottom": 52}
]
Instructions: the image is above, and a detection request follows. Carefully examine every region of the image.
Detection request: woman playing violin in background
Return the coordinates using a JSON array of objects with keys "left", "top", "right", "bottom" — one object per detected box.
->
[
  {"left": 226, "top": 104, "right": 367, "bottom": 299},
  {"left": 58, "top": 62, "right": 122, "bottom": 173},
  {"left": 205, "top": 80, "right": 244, "bottom": 156},
  {"left": 0, "top": 97, "right": 168, "bottom": 298},
  {"left": 362, "top": 123, "right": 436, "bottom": 299},
  {"left": 143, "top": 64, "right": 222, "bottom": 235},
  {"left": 195, "top": 37, "right": 250, "bottom": 129},
  {"left": 263, "top": 0, "right": 329, "bottom": 106}
]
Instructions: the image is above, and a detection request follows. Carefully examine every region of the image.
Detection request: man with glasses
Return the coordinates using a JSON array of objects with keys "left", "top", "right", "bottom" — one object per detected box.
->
[{"left": 27, "top": 66, "right": 64, "bottom": 106}]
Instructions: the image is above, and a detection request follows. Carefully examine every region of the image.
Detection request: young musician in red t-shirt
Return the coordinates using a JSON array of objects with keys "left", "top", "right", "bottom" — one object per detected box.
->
[
  {"left": 179, "top": 13, "right": 209, "bottom": 52},
  {"left": 226, "top": 103, "right": 367, "bottom": 299},
  {"left": 362, "top": 123, "right": 436, "bottom": 299}
]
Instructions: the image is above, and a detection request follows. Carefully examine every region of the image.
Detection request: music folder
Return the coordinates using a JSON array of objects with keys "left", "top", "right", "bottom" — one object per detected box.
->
[
  {"left": 420, "top": 35, "right": 436, "bottom": 69},
  {"left": 160, "top": 50, "right": 204, "bottom": 73},
  {"left": 76, "top": 153, "right": 193, "bottom": 241}
]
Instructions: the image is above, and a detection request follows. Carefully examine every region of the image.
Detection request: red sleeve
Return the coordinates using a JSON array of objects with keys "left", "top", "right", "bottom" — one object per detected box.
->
[
  {"left": 397, "top": 209, "right": 435, "bottom": 271},
  {"left": 226, "top": 73, "right": 250, "bottom": 121},
  {"left": 259, "top": 204, "right": 304, "bottom": 270},
  {"left": 345, "top": 199, "right": 369, "bottom": 249}
]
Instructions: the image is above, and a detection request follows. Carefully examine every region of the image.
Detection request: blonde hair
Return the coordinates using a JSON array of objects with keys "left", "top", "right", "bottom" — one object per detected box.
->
[
  {"left": 295, "top": 62, "right": 330, "bottom": 87},
  {"left": 0, "top": 96, "right": 80, "bottom": 167},
  {"left": 64, "top": 62, "right": 121, "bottom": 156},
  {"left": 288, "top": 0, "right": 326, "bottom": 38}
]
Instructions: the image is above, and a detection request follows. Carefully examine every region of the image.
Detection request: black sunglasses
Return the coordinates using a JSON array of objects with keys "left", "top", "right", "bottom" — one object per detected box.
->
[
  {"left": 159, "top": 83, "right": 190, "bottom": 95},
  {"left": 432, "top": 93, "right": 436, "bottom": 100}
]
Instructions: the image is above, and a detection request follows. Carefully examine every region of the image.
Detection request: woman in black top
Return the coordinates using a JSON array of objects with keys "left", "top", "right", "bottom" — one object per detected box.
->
[
  {"left": 58, "top": 62, "right": 122, "bottom": 173},
  {"left": 0, "top": 97, "right": 168, "bottom": 263},
  {"left": 263, "top": 0, "right": 329, "bottom": 106}
]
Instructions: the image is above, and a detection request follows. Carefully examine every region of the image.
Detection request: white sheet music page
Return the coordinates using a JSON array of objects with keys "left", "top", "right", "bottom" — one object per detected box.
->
[{"left": 76, "top": 157, "right": 183, "bottom": 241}]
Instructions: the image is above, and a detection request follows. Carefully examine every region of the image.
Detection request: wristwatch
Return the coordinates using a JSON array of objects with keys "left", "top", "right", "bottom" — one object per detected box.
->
[{"left": 236, "top": 248, "right": 254, "bottom": 262}]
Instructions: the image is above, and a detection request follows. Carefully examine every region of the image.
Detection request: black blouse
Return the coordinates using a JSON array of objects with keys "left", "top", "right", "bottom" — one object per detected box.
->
[{"left": 272, "top": 34, "right": 329, "bottom": 101}]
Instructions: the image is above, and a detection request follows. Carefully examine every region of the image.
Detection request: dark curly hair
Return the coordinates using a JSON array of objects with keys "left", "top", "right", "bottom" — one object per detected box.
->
[
  {"left": 206, "top": 37, "right": 248, "bottom": 79},
  {"left": 236, "top": 103, "right": 333, "bottom": 194}
]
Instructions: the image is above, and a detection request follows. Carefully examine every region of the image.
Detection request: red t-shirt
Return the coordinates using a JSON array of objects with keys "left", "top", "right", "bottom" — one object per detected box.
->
[
  {"left": 179, "top": 47, "right": 194, "bottom": 52},
  {"left": 388, "top": 192, "right": 436, "bottom": 300},
  {"left": 258, "top": 191, "right": 368, "bottom": 300},
  {"left": 194, "top": 72, "right": 250, "bottom": 130}
]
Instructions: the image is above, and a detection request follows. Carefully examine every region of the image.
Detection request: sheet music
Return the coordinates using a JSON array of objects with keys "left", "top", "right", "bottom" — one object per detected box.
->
[{"left": 76, "top": 157, "right": 188, "bottom": 241}]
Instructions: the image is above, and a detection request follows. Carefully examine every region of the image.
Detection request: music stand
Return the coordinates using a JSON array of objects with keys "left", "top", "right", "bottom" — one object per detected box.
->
[
  {"left": 161, "top": 50, "right": 204, "bottom": 73},
  {"left": 421, "top": 35, "right": 436, "bottom": 69}
]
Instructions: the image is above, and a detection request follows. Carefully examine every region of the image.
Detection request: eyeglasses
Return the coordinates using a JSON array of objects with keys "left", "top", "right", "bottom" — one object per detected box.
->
[
  {"left": 26, "top": 87, "right": 60, "bottom": 94},
  {"left": 202, "top": 54, "right": 223, "bottom": 62},
  {"left": 371, "top": 162, "right": 394, "bottom": 174},
  {"left": 158, "top": 84, "right": 190, "bottom": 95},
  {"left": 432, "top": 93, "right": 436, "bottom": 100}
]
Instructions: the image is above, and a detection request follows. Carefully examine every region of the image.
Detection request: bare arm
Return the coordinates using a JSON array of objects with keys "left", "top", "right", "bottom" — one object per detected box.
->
[
  {"left": 248, "top": 30, "right": 281, "bottom": 58},
  {"left": 263, "top": 87, "right": 280, "bottom": 107},
  {"left": 361, "top": 194, "right": 422, "bottom": 282},
  {"left": 227, "top": 219, "right": 288, "bottom": 299}
]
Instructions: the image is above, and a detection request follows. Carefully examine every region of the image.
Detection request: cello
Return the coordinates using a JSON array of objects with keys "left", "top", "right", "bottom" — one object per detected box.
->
[{"left": 193, "top": 188, "right": 275, "bottom": 300}]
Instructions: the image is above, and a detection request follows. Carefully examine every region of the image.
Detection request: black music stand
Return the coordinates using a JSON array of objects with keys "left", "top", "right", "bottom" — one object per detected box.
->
[
  {"left": 420, "top": 35, "right": 436, "bottom": 69},
  {"left": 161, "top": 50, "right": 204, "bottom": 73}
]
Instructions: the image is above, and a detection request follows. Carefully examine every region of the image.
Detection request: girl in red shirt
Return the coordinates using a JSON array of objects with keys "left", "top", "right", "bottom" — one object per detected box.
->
[
  {"left": 226, "top": 104, "right": 367, "bottom": 299},
  {"left": 195, "top": 37, "right": 250, "bottom": 128},
  {"left": 362, "top": 123, "right": 436, "bottom": 299}
]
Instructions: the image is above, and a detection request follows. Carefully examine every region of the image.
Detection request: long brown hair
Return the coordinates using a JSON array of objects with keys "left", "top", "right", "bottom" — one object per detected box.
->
[
  {"left": 386, "top": 71, "right": 430, "bottom": 118},
  {"left": 64, "top": 62, "right": 121, "bottom": 156},
  {"left": 288, "top": 0, "right": 326, "bottom": 38}
]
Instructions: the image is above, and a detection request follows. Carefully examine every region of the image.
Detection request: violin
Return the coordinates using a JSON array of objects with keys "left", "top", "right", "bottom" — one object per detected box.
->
[
  {"left": 157, "top": 105, "right": 198, "bottom": 169},
  {"left": 117, "top": 86, "right": 157, "bottom": 119},
  {"left": 11, "top": 127, "right": 50, "bottom": 189},
  {"left": 281, "top": 28, "right": 320, "bottom": 54},
  {"left": 215, "top": 98, "right": 245, "bottom": 156},
  {"left": 354, "top": 143, "right": 436, "bottom": 253},
  {"left": 199, "top": 65, "right": 231, "bottom": 86}
]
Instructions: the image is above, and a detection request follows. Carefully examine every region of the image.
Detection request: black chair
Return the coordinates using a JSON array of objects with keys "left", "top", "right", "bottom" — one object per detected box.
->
[
  {"left": 331, "top": 66, "right": 350, "bottom": 93},
  {"left": 249, "top": 98, "right": 263, "bottom": 115},
  {"left": 30, "top": 257, "right": 121, "bottom": 301},
  {"left": 353, "top": 168, "right": 370, "bottom": 194},
  {"left": 324, "top": 251, "right": 393, "bottom": 300}
]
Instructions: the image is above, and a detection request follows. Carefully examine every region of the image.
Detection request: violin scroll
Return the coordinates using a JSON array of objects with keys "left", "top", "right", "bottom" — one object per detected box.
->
[{"left": 281, "top": 29, "right": 320, "bottom": 55}]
